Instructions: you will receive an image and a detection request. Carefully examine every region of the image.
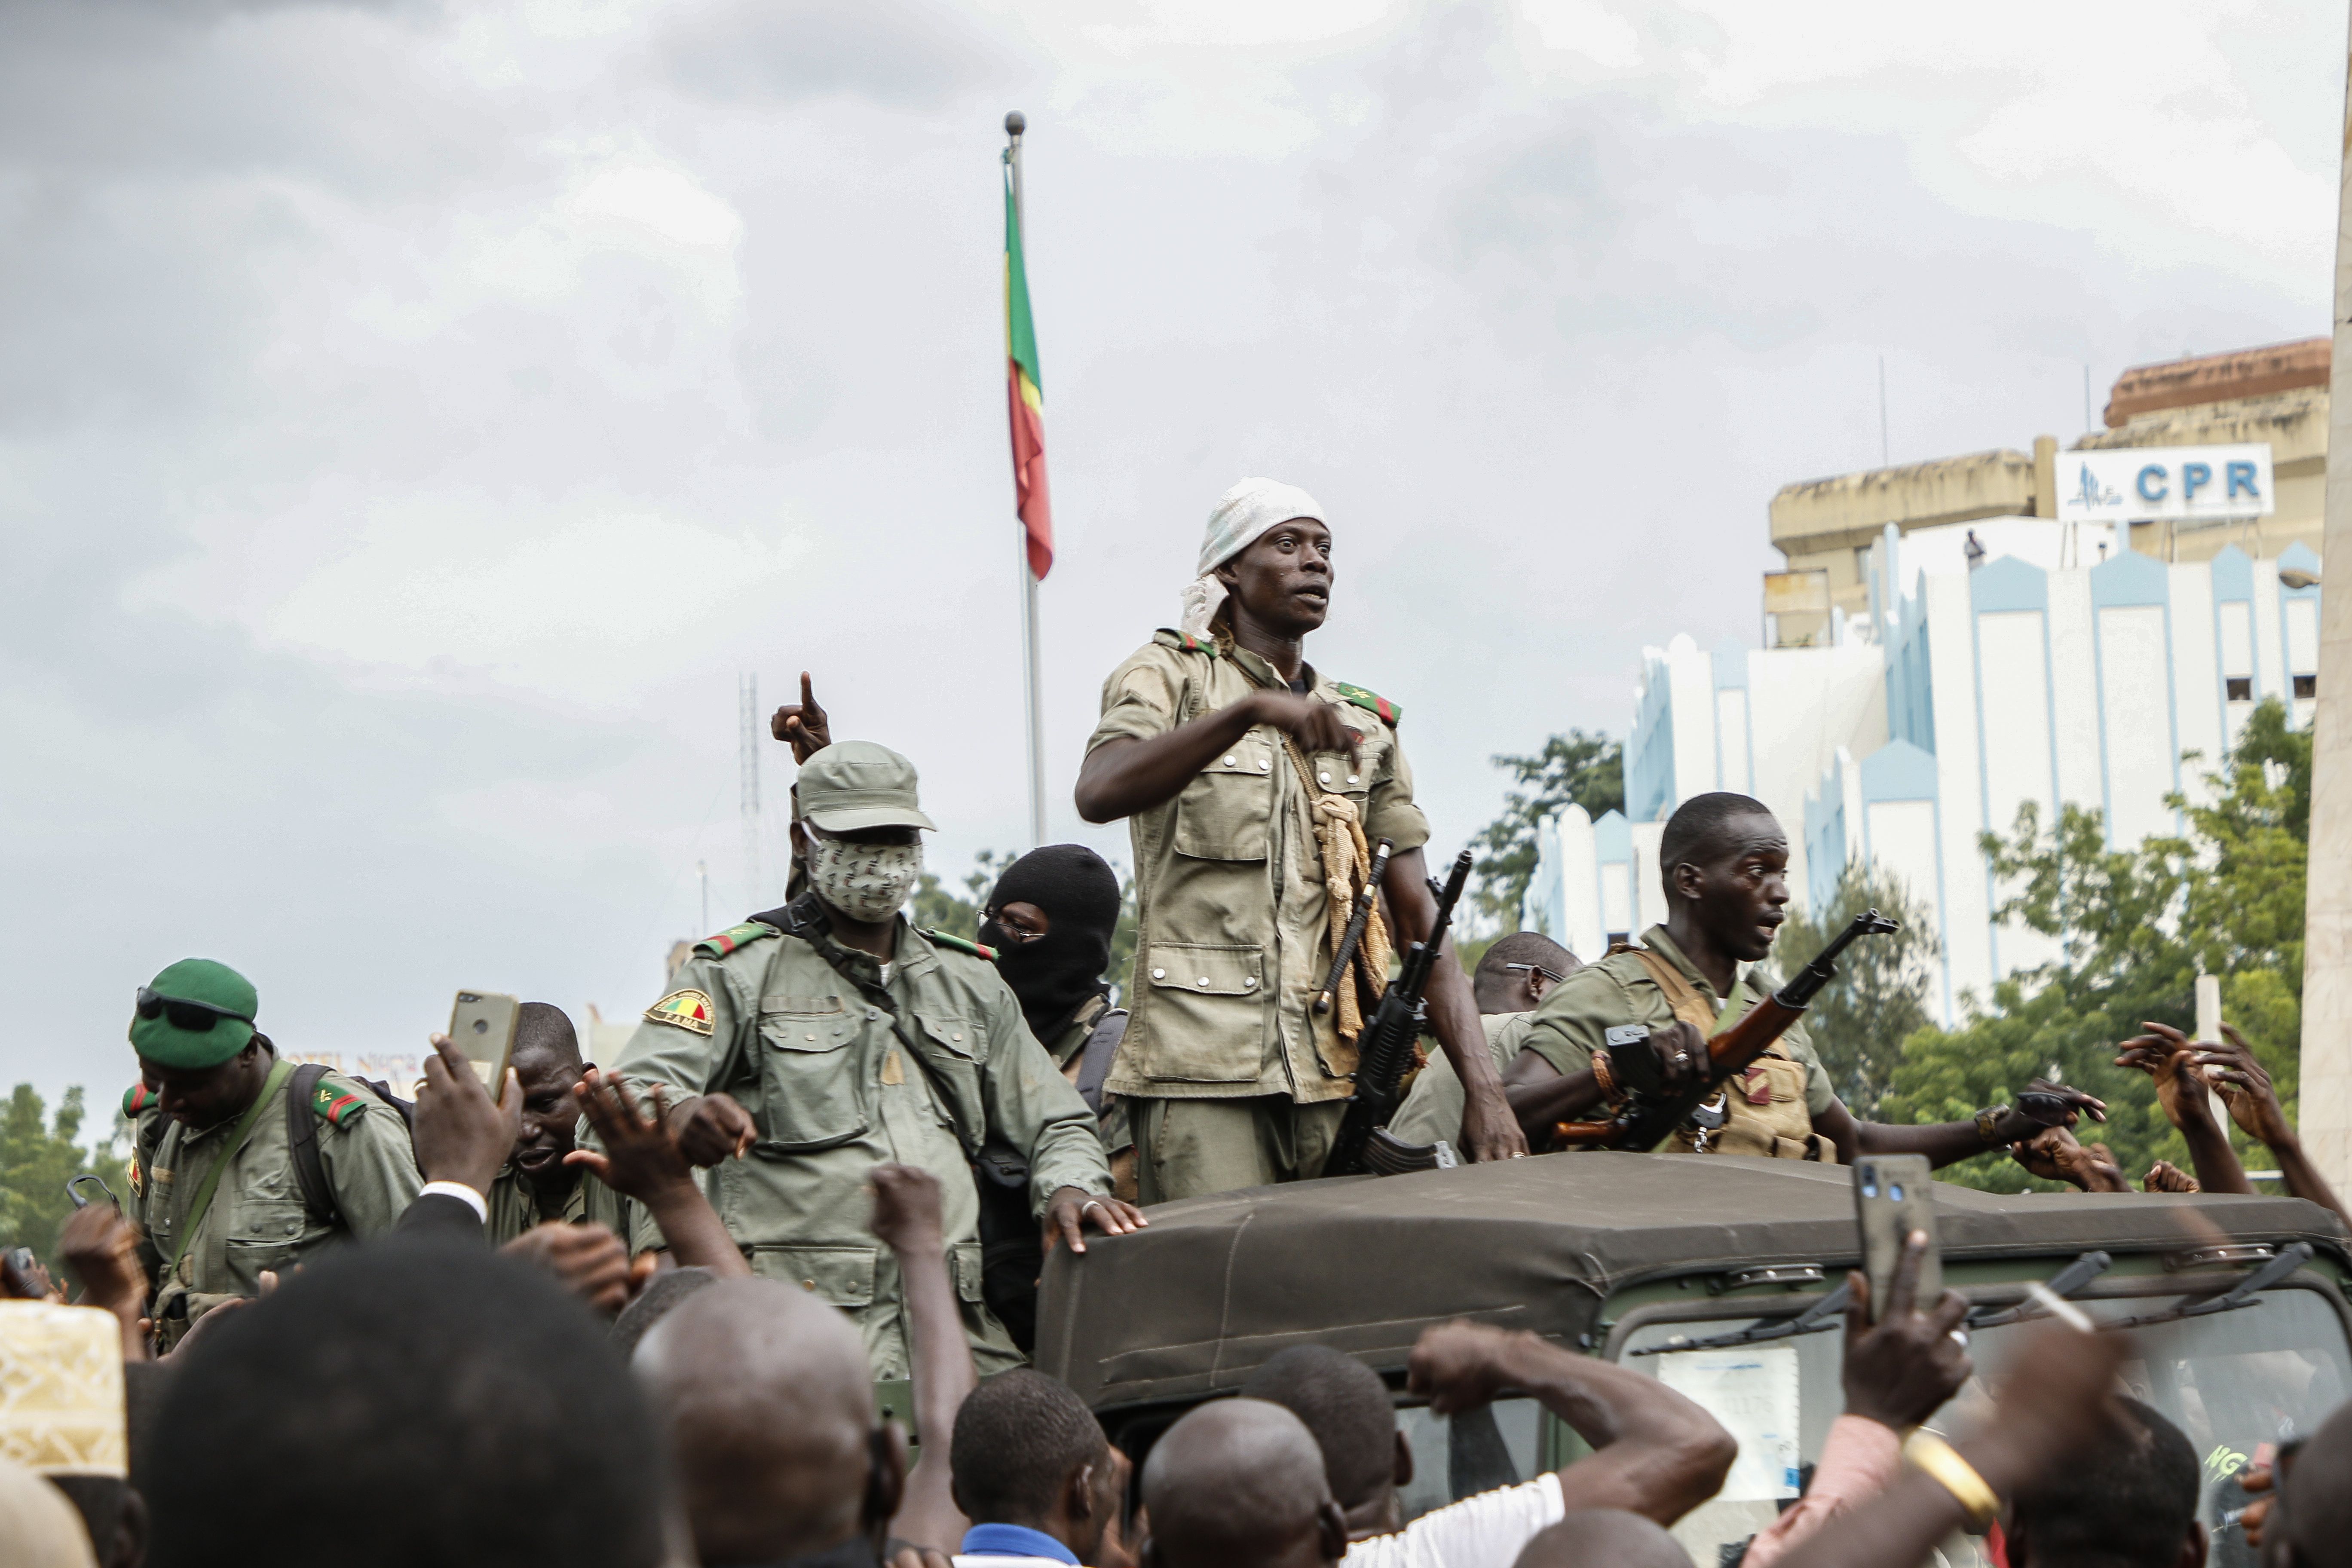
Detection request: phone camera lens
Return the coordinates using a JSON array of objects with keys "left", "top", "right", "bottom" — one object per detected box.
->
[
  {"left": 472, "top": 1019, "right": 489, "bottom": 1034},
  {"left": 1890, "top": 1183, "right": 1905, "bottom": 1200}
]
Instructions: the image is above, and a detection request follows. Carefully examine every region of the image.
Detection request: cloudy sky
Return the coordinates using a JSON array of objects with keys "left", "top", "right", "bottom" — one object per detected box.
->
[{"left": 2, "top": 0, "right": 2340, "bottom": 1106}]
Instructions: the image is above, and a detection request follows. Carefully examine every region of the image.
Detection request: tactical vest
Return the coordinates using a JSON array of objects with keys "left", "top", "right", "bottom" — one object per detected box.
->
[{"left": 1615, "top": 944, "right": 1828, "bottom": 1161}]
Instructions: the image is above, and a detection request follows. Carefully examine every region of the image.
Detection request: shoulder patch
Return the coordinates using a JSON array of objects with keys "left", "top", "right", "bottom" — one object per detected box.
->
[
  {"left": 646, "top": 988, "right": 717, "bottom": 1036},
  {"left": 920, "top": 929, "right": 997, "bottom": 962},
  {"left": 694, "top": 921, "right": 781, "bottom": 960},
  {"left": 122, "top": 1084, "right": 157, "bottom": 1119},
  {"left": 1152, "top": 628, "right": 1223, "bottom": 658},
  {"left": 311, "top": 1078, "right": 369, "bottom": 1130},
  {"left": 1329, "top": 682, "right": 1399, "bottom": 726}
]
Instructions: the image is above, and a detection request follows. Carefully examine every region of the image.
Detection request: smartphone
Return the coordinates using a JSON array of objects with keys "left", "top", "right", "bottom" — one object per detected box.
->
[
  {"left": 448, "top": 990, "right": 521, "bottom": 1094},
  {"left": 1853, "top": 1154, "right": 1940, "bottom": 1321}
]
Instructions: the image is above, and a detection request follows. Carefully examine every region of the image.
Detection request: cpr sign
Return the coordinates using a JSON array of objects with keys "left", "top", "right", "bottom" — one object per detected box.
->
[{"left": 2054, "top": 443, "right": 2273, "bottom": 524}]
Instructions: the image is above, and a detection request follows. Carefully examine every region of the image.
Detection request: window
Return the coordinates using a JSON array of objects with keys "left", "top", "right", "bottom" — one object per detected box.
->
[
  {"left": 2227, "top": 677, "right": 2254, "bottom": 702},
  {"left": 2296, "top": 675, "right": 2317, "bottom": 699}
]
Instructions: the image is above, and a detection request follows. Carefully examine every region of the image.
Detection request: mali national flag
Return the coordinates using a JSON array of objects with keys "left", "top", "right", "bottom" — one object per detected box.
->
[{"left": 1004, "top": 165, "right": 1053, "bottom": 580}]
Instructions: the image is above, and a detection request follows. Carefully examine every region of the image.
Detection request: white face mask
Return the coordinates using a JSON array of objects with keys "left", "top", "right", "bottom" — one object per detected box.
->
[{"left": 807, "top": 833, "right": 923, "bottom": 923}]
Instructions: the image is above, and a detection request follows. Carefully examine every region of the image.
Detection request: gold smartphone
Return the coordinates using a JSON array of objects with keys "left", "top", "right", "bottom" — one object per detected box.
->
[
  {"left": 1853, "top": 1154, "right": 1940, "bottom": 1321},
  {"left": 448, "top": 990, "right": 520, "bottom": 1095}
]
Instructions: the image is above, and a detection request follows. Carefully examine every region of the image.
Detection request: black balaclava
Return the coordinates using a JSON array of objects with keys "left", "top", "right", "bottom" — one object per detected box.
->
[{"left": 979, "top": 844, "right": 1122, "bottom": 1045}]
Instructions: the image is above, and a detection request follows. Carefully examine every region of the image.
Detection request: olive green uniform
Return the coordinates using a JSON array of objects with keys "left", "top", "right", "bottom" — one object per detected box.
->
[
  {"left": 484, "top": 1165, "right": 635, "bottom": 1250},
  {"left": 1040, "top": 994, "right": 1136, "bottom": 1200},
  {"left": 1520, "top": 925, "right": 1835, "bottom": 1156},
  {"left": 1387, "top": 1011, "right": 1537, "bottom": 1150},
  {"left": 126, "top": 1061, "right": 423, "bottom": 1339},
  {"left": 1089, "top": 630, "right": 1426, "bottom": 1202},
  {"left": 614, "top": 900, "right": 1114, "bottom": 1379}
]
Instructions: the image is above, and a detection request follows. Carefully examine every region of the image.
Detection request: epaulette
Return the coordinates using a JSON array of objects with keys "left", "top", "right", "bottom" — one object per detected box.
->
[
  {"left": 311, "top": 1077, "right": 368, "bottom": 1130},
  {"left": 921, "top": 929, "right": 998, "bottom": 962},
  {"left": 1329, "top": 682, "right": 1399, "bottom": 726},
  {"left": 122, "top": 1084, "right": 157, "bottom": 1119},
  {"left": 1153, "top": 628, "right": 1222, "bottom": 658},
  {"left": 694, "top": 921, "right": 782, "bottom": 960}
]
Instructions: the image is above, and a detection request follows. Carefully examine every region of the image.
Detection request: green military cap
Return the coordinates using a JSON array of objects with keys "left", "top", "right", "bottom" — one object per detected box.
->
[
  {"left": 129, "top": 958, "right": 259, "bottom": 1069},
  {"left": 797, "top": 740, "right": 937, "bottom": 832}
]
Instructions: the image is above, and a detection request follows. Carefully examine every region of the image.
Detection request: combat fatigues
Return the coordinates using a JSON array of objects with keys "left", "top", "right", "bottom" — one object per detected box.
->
[
  {"left": 1090, "top": 629, "right": 1426, "bottom": 1202},
  {"left": 1387, "top": 1011, "right": 1538, "bottom": 1150},
  {"left": 1040, "top": 993, "right": 1136, "bottom": 1200},
  {"left": 126, "top": 1060, "right": 422, "bottom": 1340},
  {"left": 615, "top": 896, "right": 1113, "bottom": 1379},
  {"left": 484, "top": 1166, "right": 635, "bottom": 1250},
  {"left": 1520, "top": 925, "right": 1836, "bottom": 1158}
]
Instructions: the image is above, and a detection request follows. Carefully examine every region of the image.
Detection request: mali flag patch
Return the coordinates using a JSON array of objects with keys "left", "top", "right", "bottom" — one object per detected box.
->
[{"left": 646, "top": 989, "right": 717, "bottom": 1036}]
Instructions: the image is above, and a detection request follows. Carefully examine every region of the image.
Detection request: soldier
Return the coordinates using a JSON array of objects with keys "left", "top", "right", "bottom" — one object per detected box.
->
[
  {"left": 1075, "top": 477, "right": 1525, "bottom": 1202},
  {"left": 483, "top": 1002, "right": 634, "bottom": 1247},
  {"left": 1387, "top": 932, "right": 1578, "bottom": 1152},
  {"left": 614, "top": 740, "right": 1140, "bottom": 1378},
  {"left": 122, "top": 959, "right": 421, "bottom": 1346},
  {"left": 1504, "top": 792, "right": 2100, "bottom": 1161}
]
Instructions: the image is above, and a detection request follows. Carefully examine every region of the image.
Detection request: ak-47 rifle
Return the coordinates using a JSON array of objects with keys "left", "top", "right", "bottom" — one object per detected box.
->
[
  {"left": 1326, "top": 849, "right": 1473, "bottom": 1177},
  {"left": 1550, "top": 908, "right": 1899, "bottom": 1152}
]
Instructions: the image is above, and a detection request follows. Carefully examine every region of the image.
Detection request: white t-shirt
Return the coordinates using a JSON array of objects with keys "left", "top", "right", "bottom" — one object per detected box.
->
[{"left": 1341, "top": 1474, "right": 1566, "bottom": 1568}]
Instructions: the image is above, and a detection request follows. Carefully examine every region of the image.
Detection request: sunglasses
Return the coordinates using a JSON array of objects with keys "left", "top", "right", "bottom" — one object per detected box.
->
[
  {"left": 1504, "top": 962, "right": 1567, "bottom": 982},
  {"left": 135, "top": 986, "right": 254, "bottom": 1034}
]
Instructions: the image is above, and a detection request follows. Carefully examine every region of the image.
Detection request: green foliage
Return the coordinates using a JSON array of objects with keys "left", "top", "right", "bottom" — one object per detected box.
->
[
  {"left": 1885, "top": 698, "right": 2306, "bottom": 1191},
  {"left": 910, "top": 849, "right": 1142, "bottom": 1004},
  {"left": 0, "top": 1085, "right": 129, "bottom": 1273},
  {"left": 1468, "top": 731, "right": 1625, "bottom": 932},
  {"left": 1779, "top": 861, "right": 1938, "bottom": 1119}
]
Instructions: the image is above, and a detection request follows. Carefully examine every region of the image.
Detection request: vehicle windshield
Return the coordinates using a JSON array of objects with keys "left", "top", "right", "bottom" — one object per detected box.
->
[{"left": 1621, "top": 1285, "right": 2349, "bottom": 1568}]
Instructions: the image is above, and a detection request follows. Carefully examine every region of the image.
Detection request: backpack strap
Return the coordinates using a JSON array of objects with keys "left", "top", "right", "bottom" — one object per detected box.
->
[
  {"left": 1073, "top": 1008, "right": 1127, "bottom": 1117},
  {"left": 1622, "top": 946, "right": 1723, "bottom": 1038},
  {"left": 286, "top": 1063, "right": 337, "bottom": 1228}
]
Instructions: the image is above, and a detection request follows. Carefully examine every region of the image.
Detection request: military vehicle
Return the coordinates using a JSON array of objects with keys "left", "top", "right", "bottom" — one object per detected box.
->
[{"left": 1038, "top": 1153, "right": 2349, "bottom": 1567}]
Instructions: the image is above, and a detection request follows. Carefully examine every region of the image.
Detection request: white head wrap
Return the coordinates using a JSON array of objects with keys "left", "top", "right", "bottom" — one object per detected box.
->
[{"left": 1177, "top": 477, "right": 1327, "bottom": 637}]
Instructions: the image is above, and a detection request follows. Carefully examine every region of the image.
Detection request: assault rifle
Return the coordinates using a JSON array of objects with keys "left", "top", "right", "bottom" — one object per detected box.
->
[
  {"left": 1550, "top": 908, "right": 1899, "bottom": 1152},
  {"left": 1326, "top": 849, "right": 1473, "bottom": 1177}
]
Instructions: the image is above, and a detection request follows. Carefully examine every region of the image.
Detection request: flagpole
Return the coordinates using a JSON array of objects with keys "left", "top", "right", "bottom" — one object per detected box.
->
[{"left": 1007, "top": 109, "right": 1046, "bottom": 852}]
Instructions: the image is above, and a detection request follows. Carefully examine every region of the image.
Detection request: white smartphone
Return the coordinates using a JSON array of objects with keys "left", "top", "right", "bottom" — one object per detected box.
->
[{"left": 448, "top": 990, "right": 520, "bottom": 1094}]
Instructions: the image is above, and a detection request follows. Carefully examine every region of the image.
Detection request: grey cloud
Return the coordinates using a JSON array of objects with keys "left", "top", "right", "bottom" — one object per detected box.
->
[{"left": 657, "top": 0, "right": 1027, "bottom": 108}]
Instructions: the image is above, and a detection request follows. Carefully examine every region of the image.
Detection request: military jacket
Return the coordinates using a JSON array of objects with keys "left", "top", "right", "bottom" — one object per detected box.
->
[
  {"left": 614, "top": 899, "right": 1112, "bottom": 1378},
  {"left": 1087, "top": 630, "right": 1428, "bottom": 1103},
  {"left": 484, "top": 1165, "right": 635, "bottom": 1250},
  {"left": 1041, "top": 994, "right": 1133, "bottom": 1157},
  {"left": 1387, "top": 1011, "right": 1537, "bottom": 1149},
  {"left": 1519, "top": 925, "right": 1835, "bottom": 1148},
  {"left": 127, "top": 1060, "right": 422, "bottom": 1326}
]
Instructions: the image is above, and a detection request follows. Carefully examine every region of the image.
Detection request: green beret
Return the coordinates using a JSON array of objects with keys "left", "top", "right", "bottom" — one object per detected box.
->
[{"left": 130, "top": 958, "right": 258, "bottom": 1070}]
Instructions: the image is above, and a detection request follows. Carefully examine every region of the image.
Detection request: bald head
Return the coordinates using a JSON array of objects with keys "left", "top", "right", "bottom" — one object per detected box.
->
[
  {"left": 1473, "top": 933, "right": 1578, "bottom": 1014},
  {"left": 634, "top": 1279, "right": 896, "bottom": 1567},
  {"left": 1142, "top": 1400, "right": 1347, "bottom": 1568},
  {"left": 1512, "top": 1511, "right": 1691, "bottom": 1568}
]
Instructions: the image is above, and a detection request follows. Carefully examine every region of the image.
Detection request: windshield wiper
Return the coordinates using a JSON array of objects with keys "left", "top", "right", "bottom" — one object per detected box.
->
[
  {"left": 1966, "top": 1250, "right": 2112, "bottom": 1328},
  {"left": 1632, "top": 1282, "right": 1851, "bottom": 1356},
  {"left": 2103, "top": 1242, "right": 2315, "bottom": 1330}
]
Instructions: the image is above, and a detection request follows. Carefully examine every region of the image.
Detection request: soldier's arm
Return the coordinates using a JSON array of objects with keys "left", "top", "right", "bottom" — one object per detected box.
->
[
  {"left": 616, "top": 956, "right": 757, "bottom": 1165},
  {"left": 1075, "top": 656, "right": 1357, "bottom": 822},
  {"left": 1384, "top": 845, "right": 1526, "bottom": 1162},
  {"left": 316, "top": 1092, "right": 426, "bottom": 1238},
  {"left": 1505, "top": 975, "right": 1622, "bottom": 1137}
]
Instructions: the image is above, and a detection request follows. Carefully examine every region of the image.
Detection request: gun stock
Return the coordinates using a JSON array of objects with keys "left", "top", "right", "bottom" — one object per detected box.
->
[
  {"left": 1326, "top": 849, "right": 1473, "bottom": 1176},
  {"left": 1552, "top": 909, "right": 1899, "bottom": 1153}
]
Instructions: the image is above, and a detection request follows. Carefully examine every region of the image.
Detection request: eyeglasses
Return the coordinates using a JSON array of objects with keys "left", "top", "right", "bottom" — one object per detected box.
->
[
  {"left": 1503, "top": 962, "right": 1566, "bottom": 983},
  {"left": 135, "top": 986, "right": 254, "bottom": 1033}
]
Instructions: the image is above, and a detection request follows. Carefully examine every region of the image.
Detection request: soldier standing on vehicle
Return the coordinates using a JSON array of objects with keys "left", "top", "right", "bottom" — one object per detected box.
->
[
  {"left": 1387, "top": 932, "right": 1577, "bottom": 1152},
  {"left": 1075, "top": 477, "right": 1525, "bottom": 1203},
  {"left": 1505, "top": 792, "right": 2100, "bottom": 1161},
  {"left": 122, "top": 959, "right": 422, "bottom": 1347},
  {"left": 614, "top": 740, "right": 1141, "bottom": 1378}
]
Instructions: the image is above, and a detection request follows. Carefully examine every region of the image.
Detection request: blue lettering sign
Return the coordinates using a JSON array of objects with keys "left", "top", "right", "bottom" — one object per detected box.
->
[
  {"left": 2138, "top": 464, "right": 2169, "bottom": 502},
  {"left": 2227, "top": 460, "right": 2260, "bottom": 499},
  {"left": 2182, "top": 461, "right": 2212, "bottom": 500}
]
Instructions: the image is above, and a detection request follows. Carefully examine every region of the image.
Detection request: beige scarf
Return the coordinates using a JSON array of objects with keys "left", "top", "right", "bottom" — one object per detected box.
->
[{"left": 1283, "top": 735, "right": 1393, "bottom": 1045}]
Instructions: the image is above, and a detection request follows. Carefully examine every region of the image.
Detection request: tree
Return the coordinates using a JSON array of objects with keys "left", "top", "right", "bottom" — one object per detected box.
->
[
  {"left": 0, "top": 1084, "right": 129, "bottom": 1273},
  {"left": 1883, "top": 698, "right": 2306, "bottom": 1191},
  {"left": 1777, "top": 861, "right": 1937, "bottom": 1119},
  {"left": 1467, "top": 732, "right": 1624, "bottom": 931}
]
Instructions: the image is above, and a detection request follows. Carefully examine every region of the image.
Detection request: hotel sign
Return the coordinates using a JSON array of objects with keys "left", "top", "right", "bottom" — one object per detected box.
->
[{"left": 2054, "top": 443, "right": 2274, "bottom": 524}]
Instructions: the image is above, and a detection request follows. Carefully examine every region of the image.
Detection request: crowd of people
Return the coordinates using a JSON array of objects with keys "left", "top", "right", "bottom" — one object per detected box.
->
[{"left": 3, "top": 476, "right": 2347, "bottom": 1567}]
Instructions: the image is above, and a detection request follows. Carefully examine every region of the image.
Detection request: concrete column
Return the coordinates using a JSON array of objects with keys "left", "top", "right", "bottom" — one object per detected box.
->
[{"left": 2297, "top": 19, "right": 2352, "bottom": 1192}]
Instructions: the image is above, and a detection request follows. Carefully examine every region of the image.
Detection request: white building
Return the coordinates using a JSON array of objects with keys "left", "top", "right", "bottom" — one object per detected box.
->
[{"left": 1523, "top": 519, "right": 2321, "bottom": 1022}]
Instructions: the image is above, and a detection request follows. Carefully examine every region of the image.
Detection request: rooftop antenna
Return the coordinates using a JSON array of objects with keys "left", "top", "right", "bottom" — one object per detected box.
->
[{"left": 739, "top": 674, "right": 762, "bottom": 911}]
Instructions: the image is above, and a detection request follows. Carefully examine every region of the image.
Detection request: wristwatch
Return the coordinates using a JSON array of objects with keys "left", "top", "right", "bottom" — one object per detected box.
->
[{"left": 1975, "top": 1104, "right": 2012, "bottom": 1145}]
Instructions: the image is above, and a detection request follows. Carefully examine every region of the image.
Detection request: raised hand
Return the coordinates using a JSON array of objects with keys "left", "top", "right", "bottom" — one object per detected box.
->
[
  {"left": 413, "top": 1032, "right": 522, "bottom": 1195},
  {"left": 668, "top": 1091, "right": 756, "bottom": 1167},
  {"left": 868, "top": 1163, "right": 946, "bottom": 1256},
  {"left": 2143, "top": 1160, "right": 2200, "bottom": 1193},
  {"left": 566, "top": 1069, "right": 695, "bottom": 1204},
  {"left": 2010, "top": 1125, "right": 2127, "bottom": 1192},
  {"left": 2116, "top": 1022, "right": 2216, "bottom": 1133},
  {"left": 59, "top": 1203, "right": 147, "bottom": 1357},
  {"left": 771, "top": 670, "right": 832, "bottom": 763},
  {"left": 500, "top": 1221, "right": 635, "bottom": 1316},
  {"left": 2191, "top": 1025, "right": 2296, "bottom": 1148},
  {"left": 1841, "top": 1230, "right": 1971, "bottom": 1430}
]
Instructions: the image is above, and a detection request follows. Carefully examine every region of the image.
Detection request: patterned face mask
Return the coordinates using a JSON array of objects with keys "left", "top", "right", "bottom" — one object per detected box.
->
[{"left": 807, "top": 833, "right": 923, "bottom": 923}]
